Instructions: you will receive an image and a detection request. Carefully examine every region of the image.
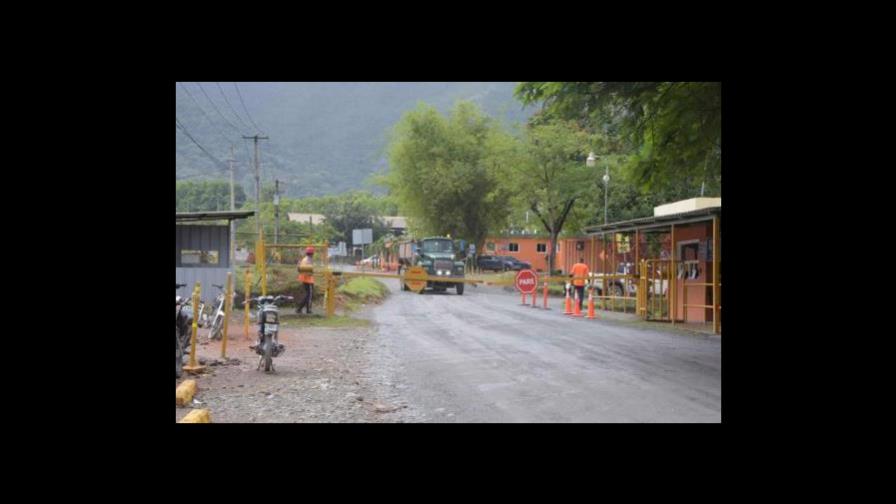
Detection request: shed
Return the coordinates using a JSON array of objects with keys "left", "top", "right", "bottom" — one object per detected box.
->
[{"left": 176, "top": 210, "right": 255, "bottom": 300}]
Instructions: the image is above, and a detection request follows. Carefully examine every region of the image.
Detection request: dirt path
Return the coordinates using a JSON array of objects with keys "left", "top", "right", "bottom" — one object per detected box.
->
[{"left": 175, "top": 310, "right": 423, "bottom": 423}]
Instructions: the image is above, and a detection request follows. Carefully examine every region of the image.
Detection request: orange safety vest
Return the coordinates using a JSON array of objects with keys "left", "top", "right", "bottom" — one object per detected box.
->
[
  {"left": 298, "top": 256, "right": 315, "bottom": 284},
  {"left": 570, "top": 262, "right": 590, "bottom": 287}
]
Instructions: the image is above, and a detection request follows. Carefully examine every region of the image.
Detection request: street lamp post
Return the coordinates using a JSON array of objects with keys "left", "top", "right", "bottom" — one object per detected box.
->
[{"left": 586, "top": 152, "right": 610, "bottom": 224}]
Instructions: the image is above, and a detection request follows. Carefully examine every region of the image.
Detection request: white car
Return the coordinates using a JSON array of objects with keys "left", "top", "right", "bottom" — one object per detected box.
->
[{"left": 590, "top": 262, "right": 669, "bottom": 297}]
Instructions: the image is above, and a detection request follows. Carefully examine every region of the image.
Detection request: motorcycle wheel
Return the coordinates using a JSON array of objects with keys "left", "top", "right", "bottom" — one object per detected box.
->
[
  {"left": 263, "top": 335, "right": 273, "bottom": 372},
  {"left": 176, "top": 329, "right": 184, "bottom": 379},
  {"left": 208, "top": 312, "right": 223, "bottom": 340}
]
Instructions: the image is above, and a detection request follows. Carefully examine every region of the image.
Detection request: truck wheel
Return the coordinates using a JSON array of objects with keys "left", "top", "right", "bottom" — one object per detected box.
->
[{"left": 456, "top": 282, "right": 464, "bottom": 295}]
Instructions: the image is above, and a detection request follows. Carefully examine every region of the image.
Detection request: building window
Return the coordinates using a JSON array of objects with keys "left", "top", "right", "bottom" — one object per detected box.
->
[
  {"left": 536, "top": 243, "right": 547, "bottom": 253},
  {"left": 181, "top": 249, "right": 219, "bottom": 266},
  {"left": 509, "top": 243, "right": 519, "bottom": 252}
]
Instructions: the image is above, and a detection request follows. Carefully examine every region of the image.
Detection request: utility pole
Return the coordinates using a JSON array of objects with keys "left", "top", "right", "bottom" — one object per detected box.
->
[
  {"left": 242, "top": 135, "right": 269, "bottom": 238},
  {"left": 228, "top": 145, "right": 236, "bottom": 275},
  {"left": 274, "top": 179, "right": 280, "bottom": 244}
]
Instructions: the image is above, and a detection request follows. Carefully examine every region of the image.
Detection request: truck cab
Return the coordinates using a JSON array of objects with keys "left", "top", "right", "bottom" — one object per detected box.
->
[{"left": 403, "top": 237, "right": 466, "bottom": 295}]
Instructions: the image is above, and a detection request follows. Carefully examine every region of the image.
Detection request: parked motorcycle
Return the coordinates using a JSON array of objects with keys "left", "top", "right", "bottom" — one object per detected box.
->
[
  {"left": 248, "top": 295, "right": 293, "bottom": 373},
  {"left": 206, "top": 284, "right": 233, "bottom": 341}
]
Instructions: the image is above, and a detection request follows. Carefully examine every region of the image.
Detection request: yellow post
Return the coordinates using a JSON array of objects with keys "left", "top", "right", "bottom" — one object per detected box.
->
[
  {"left": 243, "top": 267, "right": 251, "bottom": 341},
  {"left": 713, "top": 215, "right": 720, "bottom": 334},
  {"left": 670, "top": 224, "right": 676, "bottom": 325},
  {"left": 259, "top": 231, "right": 267, "bottom": 296},
  {"left": 189, "top": 283, "right": 199, "bottom": 367},
  {"left": 221, "top": 272, "right": 232, "bottom": 359},
  {"left": 183, "top": 282, "right": 206, "bottom": 374},
  {"left": 326, "top": 270, "right": 335, "bottom": 317}
]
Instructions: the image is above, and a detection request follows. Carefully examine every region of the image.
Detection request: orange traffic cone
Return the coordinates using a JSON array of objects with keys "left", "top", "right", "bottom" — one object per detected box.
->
[
  {"left": 563, "top": 284, "right": 573, "bottom": 315},
  {"left": 586, "top": 287, "right": 597, "bottom": 319},
  {"left": 573, "top": 287, "right": 583, "bottom": 317}
]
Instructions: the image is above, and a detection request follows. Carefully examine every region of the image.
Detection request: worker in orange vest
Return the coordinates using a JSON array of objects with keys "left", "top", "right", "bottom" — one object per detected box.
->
[
  {"left": 569, "top": 256, "right": 590, "bottom": 312},
  {"left": 296, "top": 246, "right": 315, "bottom": 314}
]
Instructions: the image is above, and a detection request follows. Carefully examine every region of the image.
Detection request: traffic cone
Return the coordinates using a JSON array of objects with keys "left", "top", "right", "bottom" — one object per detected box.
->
[
  {"left": 573, "top": 287, "right": 583, "bottom": 317},
  {"left": 531, "top": 288, "right": 537, "bottom": 308},
  {"left": 563, "top": 284, "right": 573, "bottom": 315},
  {"left": 586, "top": 288, "right": 596, "bottom": 319},
  {"left": 543, "top": 280, "right": 549, "bottom": 309}
]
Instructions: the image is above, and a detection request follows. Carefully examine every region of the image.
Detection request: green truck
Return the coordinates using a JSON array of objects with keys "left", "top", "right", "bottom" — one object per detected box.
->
[{"left": 398, "top": 236, "right": 466, "bottom": 295}]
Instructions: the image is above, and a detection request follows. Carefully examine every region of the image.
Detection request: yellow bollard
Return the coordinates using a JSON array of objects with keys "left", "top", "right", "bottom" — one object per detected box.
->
[
  {"left": 176, "top": 379, "right": 198, "bottom": 407},
  {"left": 244, "top": 268, "right": 251, "bottom": 340},
  {"left": 326, "top": 270, "right": 335, "bottom": 317},
  {"left": 183, "top": 283, "right": 206, "bottom": 374},
  {"left": 221, "top": 272, "right": 232, "bottom": 359},
  {"left": 259, "top": 231, "right": 267, "bottom": 296},
  {"left": 179, "top": 409, "right": 211, "bottom": 423}
]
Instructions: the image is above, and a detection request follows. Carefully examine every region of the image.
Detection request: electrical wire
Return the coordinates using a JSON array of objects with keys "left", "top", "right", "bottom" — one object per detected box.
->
[
  {"left": 216, "top": 82, "right": 252, "bottom": 132},
  {"left": 234, "top": 82, "right": 265, "bottom": 135}
]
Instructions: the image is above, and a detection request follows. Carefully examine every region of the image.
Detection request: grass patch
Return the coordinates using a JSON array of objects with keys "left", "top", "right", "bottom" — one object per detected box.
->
[{"left": 335, "top": 277, "right": 389, "bottom": 313}]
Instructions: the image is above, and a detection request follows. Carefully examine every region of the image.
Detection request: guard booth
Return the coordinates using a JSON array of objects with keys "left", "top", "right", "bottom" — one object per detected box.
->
[
  {"left": 176, "top": 211, "right": 255, "bottom": 301},
  {"left": 584, "top": 198, "right": 721, "bottom": 334}
]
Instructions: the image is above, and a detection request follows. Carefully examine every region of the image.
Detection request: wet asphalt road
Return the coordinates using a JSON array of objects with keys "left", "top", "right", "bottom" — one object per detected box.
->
[{"left": 366, "top": 277, "right": 721, "bottom": 422}]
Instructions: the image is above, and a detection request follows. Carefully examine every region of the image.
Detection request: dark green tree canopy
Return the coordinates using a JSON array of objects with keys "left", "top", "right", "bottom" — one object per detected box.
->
[{"left": 515, "top": 82, "right": 720, "bottom": 193}]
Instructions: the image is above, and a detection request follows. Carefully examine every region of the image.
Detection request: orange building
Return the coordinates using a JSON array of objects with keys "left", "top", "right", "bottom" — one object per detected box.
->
[{"left": 482, "top": 235, "right": 610, "bottom": 274}]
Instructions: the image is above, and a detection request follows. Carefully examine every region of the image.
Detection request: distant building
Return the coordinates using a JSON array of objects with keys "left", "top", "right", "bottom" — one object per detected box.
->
[
  {"left": 382, "top": 216, "right": 408, "bottom": 235},
  {"left": 287, "top": 213, "right": 327, "bottom": 225}
]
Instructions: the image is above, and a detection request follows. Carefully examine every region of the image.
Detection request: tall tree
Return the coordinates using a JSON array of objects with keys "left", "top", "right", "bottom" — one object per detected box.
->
[
  {"left": 511, "top": 121, "right": 591, "bottom": 274},
  {"left": 515, "top": 82, "right": 720, "bottom": 194},
  {"left": 384, "top": 102, "right": 516, "bottom": 250}
]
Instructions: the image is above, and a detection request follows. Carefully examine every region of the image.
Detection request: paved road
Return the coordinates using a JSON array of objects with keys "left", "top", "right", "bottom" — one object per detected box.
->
[{"left": 367, "top": 277, "right": 721, "bottom": 422}]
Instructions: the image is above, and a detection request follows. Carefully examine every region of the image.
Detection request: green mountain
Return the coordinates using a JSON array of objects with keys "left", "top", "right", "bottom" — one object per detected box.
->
[{"left": 175, "top": 82, "right": 535, "bottom": 197}]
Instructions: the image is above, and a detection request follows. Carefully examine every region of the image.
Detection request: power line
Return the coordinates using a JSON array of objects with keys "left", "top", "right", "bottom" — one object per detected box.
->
[
  {"left": 216, "top": 82, "right": 252, "bottom": 132},
  {"left": 233, "top": 83, "right": 265, "bottom": 135},
  {"left": 175, "top": 117, "right": 228, "bottom": 171},
  {"left": 196, "top": 82, "right": 244, "bottom": 135},
  {"left": 178, "top": 83, "right": 235, "bottom": 146}
]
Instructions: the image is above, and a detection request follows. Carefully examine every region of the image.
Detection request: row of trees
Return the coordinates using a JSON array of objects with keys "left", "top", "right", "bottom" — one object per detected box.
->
[
  {"left": 383, "top": 82, "right": 721, "bottom": 273},
  {"left": 176, "top": 180, "right": 399, "bottom": 253}
]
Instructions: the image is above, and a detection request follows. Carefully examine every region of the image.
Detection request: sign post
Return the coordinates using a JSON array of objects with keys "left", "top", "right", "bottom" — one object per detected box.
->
[
  {"left": 403, "top": 266, "right": 428, "bottom": 293},
  {"left": 515, "top": 269, "right": 538, "bottom": 306}
]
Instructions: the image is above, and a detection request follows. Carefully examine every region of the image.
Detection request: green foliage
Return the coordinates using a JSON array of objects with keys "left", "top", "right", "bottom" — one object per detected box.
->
[
  {"left": 384, "top": 101, "right": 517, "bottom": 249},
  {"left": 515, "top": 82, "right": 720, "bottom": 193},
  {"left": 176, "top": 180, "right": 246, "bottom": 212},
  {"left": 337, "top": 277, "right": 388, "bottom": 302},
  {"left": 507, "top": 121, "right": 592, "bottom": 271},
  {"left": 233, "top": 190, "right": 396, "bottom": 249}
]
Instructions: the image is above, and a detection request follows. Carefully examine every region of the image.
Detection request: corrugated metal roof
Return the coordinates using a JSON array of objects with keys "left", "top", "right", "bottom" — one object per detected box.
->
[
  {"left": 584, "top": 207, "right": 721, "bottom": 234},
  {"left": 176, "top": 210, "right": 255, "bottom": 222}
]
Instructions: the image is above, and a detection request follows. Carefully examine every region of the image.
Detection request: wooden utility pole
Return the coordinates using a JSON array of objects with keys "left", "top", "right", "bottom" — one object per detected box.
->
[
  {"left": 274, "top": 179, "right": 280, "bottom": 244},
  {"left": 228, "top": 145, "right": 236, "bottom": 275},
  {"left": 242, "top": 135, "right": 269, "bottom": 238}
]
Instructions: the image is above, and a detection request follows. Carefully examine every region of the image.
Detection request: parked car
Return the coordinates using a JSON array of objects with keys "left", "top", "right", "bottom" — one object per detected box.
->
[
  {"left": 498, "top": 256, "right": 532, "bottom": 271},
  {"left": 590, "top": 262, "right": 668, "bottom": 297},
  {"left": 476, "top": 255, "right": 505, "bottom": 272},
  {"left": 476, "top": 255, "right": 531, "bottom": 272}
]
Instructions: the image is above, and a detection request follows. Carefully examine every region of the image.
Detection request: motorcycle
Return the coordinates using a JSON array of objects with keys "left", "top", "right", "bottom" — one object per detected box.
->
[
  {"left": 206, "top": 284, "right": 232, "bottom": 341},
  {"left": 248, "top": 295, "right": 293, "bottom": 373}
]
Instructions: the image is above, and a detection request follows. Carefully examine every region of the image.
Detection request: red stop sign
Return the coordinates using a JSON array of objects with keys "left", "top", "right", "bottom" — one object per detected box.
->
[{"left": 515, "top": 269, "right": 538, "bottom": 294}]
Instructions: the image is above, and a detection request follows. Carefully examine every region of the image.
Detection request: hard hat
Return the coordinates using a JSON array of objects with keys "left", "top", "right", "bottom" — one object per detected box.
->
[{"left": 306, "top": 246, "right": 315, "bottom": 255}]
